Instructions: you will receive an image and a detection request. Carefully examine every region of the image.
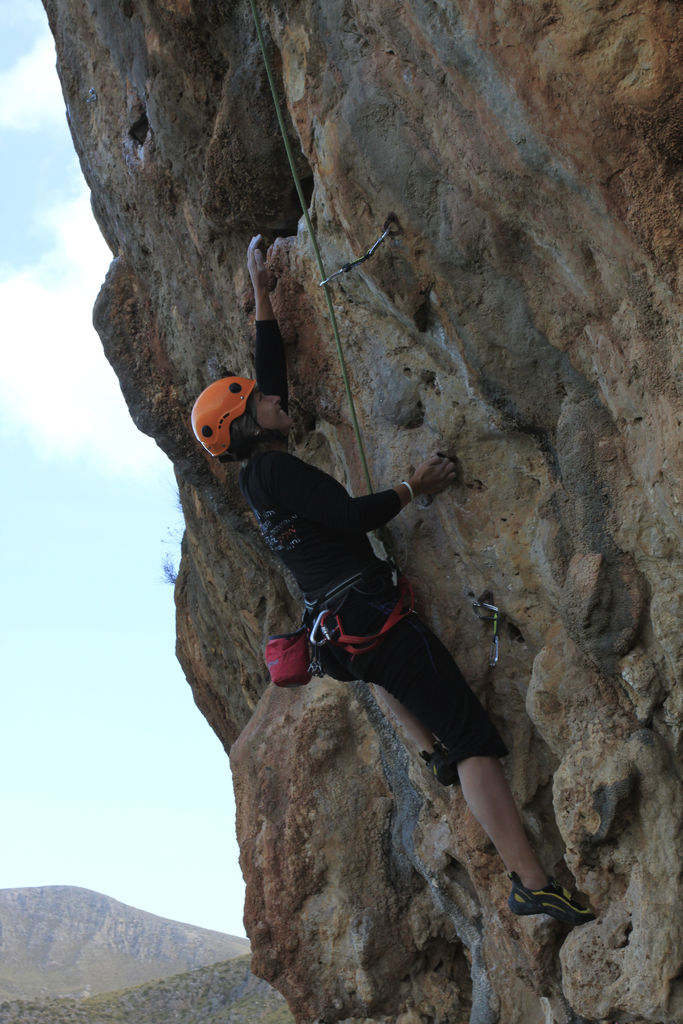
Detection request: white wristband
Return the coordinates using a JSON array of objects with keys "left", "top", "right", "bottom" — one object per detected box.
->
[{"left": 401, "top": 480, "right": 414, "bottom": 502}]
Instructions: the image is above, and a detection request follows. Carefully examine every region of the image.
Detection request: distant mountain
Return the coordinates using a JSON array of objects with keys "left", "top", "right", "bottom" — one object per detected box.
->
[
  {"left": 0, "top": 954, "right": 294, "bottom": 1024},
  {"left": 0, "top": 886, "right": 249, "bottom": 1001}
]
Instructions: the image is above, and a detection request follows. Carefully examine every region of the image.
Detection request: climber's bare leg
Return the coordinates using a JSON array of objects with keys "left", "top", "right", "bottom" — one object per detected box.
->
[
  {"left": 373, "top": 685, "right": 435, "bottom": 751},
  {"left": 373, "top": 693, "right": 547, "bottom": 888},
  {"left": 457, "top": 756, "right": 547, "bottom": 890}
]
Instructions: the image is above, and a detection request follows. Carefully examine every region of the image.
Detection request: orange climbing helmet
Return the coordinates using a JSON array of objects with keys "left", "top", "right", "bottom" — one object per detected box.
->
[{"left": 191, "top": 376, "right": 256, "bottom": 456}]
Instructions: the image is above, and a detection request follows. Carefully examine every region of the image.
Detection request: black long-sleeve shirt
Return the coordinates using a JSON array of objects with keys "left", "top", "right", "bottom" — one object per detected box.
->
[{"left": 239, "top": 320, "right": 401, "bottom": 596}]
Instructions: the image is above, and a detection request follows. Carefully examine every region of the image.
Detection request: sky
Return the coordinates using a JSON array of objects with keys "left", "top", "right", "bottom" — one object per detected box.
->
[{"left": 0, "top": 0, "right": 246, "bottom": 938}]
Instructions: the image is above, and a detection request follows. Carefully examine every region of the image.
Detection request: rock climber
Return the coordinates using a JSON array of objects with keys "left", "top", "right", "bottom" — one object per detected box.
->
[{"left": 191, "top": 234, "right": 595, "bottom": 928}]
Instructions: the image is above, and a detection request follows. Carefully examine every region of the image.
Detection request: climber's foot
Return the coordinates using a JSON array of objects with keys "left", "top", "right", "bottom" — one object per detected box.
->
[{"left": 508, "top": 872, "right": 595, "bottom": 926}]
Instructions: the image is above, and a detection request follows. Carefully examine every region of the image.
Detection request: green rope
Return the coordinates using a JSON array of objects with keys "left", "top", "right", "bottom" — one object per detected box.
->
[{"left": 248, "top": 0, "right": 374, "bottom": 495}]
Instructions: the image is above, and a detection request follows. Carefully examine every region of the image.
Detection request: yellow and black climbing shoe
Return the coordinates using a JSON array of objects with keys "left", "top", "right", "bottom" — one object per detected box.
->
[
  {"left": 420, "top": 748, "right": 460, "bottom": 787},
  {"left": 508, "top": 872, "right": 595, "bottom": 926}
]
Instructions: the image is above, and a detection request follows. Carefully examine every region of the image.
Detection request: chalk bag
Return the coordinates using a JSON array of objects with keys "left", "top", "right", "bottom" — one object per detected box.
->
[{"left": 265, "top": 627, "right": 312, "bottom": 687}]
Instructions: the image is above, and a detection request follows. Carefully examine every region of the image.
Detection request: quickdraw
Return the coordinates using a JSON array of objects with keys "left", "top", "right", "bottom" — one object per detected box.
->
[
  {"left": 319, "top": 214, "right": 403, "bottom": 287},
  {"left": 472, "top": 590, "right": 500, "bottom": 667}
]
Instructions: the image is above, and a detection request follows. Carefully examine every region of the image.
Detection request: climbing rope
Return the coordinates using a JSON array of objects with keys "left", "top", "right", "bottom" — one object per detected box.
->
[{"left": 247, "top": 0, "right": 374, "bottom": 493}]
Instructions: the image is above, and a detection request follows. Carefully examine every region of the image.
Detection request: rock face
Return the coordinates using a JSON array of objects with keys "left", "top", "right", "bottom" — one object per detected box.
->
[{"left": 43, "top": 1, "right": 681, "bottom": 1022}]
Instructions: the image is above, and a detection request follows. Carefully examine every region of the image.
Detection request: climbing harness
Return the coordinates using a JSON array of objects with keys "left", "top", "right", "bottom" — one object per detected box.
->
[
  {"left": 319, "top": 214, "right": 402, "bottom": 287},
  {"left": 309, "top": 574, "right": 415, "bottom": 657},
  {"left": 264, "top": 567, "right": 414, "bottom": 685},
  {"left": 472, "top": 591, "right": 500, "bottom": 667}
]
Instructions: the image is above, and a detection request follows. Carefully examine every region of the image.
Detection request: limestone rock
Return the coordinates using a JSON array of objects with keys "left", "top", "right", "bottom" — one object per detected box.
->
[
  {"left": 231, "top": 680, "right": 475, "bottom": 1023},
  {"left": 43, "top": 0, "right": 682, "bottom": 1021}
]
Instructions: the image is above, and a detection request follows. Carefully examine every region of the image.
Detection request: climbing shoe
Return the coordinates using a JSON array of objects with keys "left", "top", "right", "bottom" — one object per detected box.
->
[
  {"left": 421, "top": 748, "right": 460, "bottom": 786},
  {"left": 508, "top": 872, "right": 595, "bottom": 926}
]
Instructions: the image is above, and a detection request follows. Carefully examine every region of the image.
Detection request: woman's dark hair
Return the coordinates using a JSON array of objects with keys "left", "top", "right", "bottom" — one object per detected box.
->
[{"left": 218, "top": 393, "right": 283, "bottom": 463}]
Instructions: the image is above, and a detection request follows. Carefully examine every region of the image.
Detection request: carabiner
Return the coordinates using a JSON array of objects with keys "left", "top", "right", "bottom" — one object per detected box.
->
[
  {"left": 472, "top": 592, "right": 500, "bottom": 667},
  {"left": 309, "top": 609, "right": 329, "bottom": 646}
]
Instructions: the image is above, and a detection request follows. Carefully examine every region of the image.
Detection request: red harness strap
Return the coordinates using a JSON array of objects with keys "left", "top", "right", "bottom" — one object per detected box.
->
[{"left": 320, "top": 575, "right": 415, "bottom": 655}]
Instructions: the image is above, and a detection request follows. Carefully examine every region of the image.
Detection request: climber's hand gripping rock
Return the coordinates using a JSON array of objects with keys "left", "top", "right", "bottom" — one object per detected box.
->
[{"left": 410, "top": 455, "right": 457, "bottom": 497}]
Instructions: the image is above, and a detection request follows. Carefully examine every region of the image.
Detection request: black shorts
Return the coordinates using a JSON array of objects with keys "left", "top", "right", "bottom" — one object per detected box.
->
[{"left": 315, "top": 569, "right": 509, "bottom": 766}]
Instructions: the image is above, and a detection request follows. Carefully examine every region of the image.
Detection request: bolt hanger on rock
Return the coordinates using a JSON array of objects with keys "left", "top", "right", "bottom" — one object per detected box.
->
[{"left": 319, "top": 214, "right": 403, "bottom": 287}]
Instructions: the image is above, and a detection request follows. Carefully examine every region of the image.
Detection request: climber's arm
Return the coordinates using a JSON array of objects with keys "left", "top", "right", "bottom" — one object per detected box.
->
[
  {"left": 247, "top": 235, "right": 288, "bottom": 409},
  {"left": 247, "top": 234, "right": 274, "bottom": 320}
]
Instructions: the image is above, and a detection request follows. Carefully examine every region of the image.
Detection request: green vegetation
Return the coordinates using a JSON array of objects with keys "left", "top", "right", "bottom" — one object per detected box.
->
[{"left": 0, "top": 956, "right": 294, "bottom": 1024}]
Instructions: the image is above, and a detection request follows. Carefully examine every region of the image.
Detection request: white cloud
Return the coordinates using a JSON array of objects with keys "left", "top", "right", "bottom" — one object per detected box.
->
[
  {"left": 0, "top": 30, "right": 66, "bottom": 132},
  {"left": 0, "top": 3, "right": 169, "bottom": 479},
  {"left": 0, "top": 187, "right": 169, "bottom": 479}
]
